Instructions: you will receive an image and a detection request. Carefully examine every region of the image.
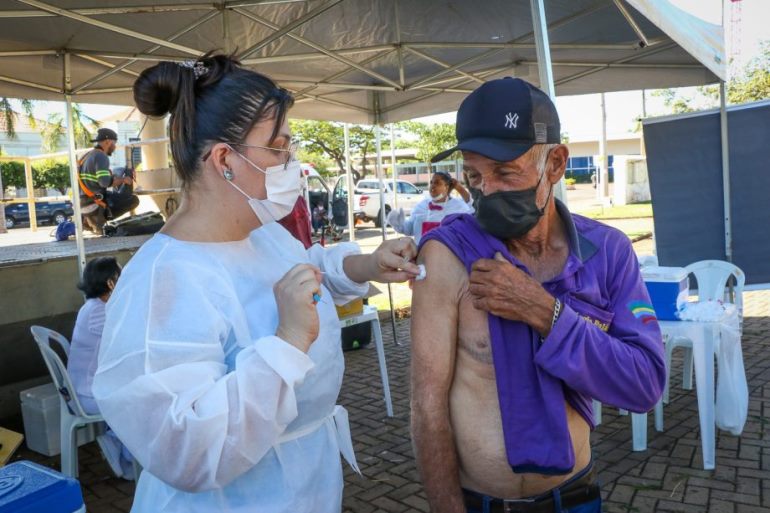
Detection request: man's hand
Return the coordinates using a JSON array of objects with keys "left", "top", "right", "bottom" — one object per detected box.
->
[{"left": 469, "top": 252, "right": 556, "bottom": 336}]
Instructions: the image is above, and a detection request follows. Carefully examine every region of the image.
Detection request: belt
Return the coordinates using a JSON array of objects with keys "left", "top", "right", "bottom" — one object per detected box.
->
[
  {"left": 463, "top": 463, "right": 600, "bottom": 513},
  {"left": 276, "top": 405, "right": 361, "bottom": 475}
]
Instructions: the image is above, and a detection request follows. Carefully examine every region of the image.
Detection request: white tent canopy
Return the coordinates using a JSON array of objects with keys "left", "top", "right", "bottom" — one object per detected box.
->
[{"left": 0, "top": 0, "right": 725, "bottom": 124}]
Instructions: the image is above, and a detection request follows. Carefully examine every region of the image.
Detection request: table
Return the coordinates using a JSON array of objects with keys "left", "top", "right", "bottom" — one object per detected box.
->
[
  {"left": 658, "top": 305, "right": 739, "bottom": 469},
  {"left": 339, "top": 305, "right": 393, "bottom": 417}
]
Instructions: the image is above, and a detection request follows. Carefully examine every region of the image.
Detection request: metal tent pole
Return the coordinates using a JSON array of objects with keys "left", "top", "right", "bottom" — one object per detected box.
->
[
  {"left": 719, "top": 81, "right": 732, "bottom": 262},
  {"left": 375, "top": 122, "right": 402, "bottom": 346},
  {"left": 64, "top": 52, "right": 86, "bottom": 276},
  {"left": 390, "top": 124, "right": 398, "bottom": 210},
  {"left": 343, "top": 123, "right": 355, "bottom": 242},
  {"left": 530, "top": 0, "right": 568, "bottom": 207},
  {"left": 599, "top": 92, "right": 609, "bottom": 200}
]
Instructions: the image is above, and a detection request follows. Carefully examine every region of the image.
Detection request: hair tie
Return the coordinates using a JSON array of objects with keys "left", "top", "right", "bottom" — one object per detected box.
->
[{"left": 178, "top": 60, "right": 209, "bottom": 79}]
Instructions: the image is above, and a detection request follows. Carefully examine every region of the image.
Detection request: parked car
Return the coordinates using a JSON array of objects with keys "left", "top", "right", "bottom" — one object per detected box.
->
[
  {"left": 3, "top": 200, "right": 74, "bottom": 229},
  {"left": 352, "top": 179, "right": 425, "bottom": 227}
]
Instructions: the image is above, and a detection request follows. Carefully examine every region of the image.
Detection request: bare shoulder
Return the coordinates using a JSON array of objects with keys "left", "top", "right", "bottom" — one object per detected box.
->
[{"left": 417, "top": 240, "right": 467, "bottom": 286}]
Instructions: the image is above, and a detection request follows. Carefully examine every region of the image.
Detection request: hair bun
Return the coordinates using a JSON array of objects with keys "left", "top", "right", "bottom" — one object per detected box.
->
[{"left": 133, "top": 61, "right": 189, "bottom": 117}]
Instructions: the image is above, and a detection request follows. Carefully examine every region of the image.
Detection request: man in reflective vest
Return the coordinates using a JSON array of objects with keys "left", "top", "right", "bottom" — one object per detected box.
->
[{"left": 79, "top": 128, "right": 139, "bottom": 233}]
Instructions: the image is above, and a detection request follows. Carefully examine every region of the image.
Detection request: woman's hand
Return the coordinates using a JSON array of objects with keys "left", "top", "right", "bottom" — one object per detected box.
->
[
  {"left": 274, "top": 264, "right": 323, "bottom": 353},
  {"left": 369, "top": 237, "right": 420, "bottom": 283},
  {"left": 343, "top": 237, "right": 420, "bottom": 284}
]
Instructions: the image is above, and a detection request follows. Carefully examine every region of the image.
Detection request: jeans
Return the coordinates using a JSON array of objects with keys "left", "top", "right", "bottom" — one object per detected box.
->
[{"left": 465, "top": 461, "right": 601, "bottom": 513}]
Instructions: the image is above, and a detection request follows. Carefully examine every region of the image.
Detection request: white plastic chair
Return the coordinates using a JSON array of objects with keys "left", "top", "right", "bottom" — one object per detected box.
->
[
  {"left": 663, "top": 260, "right": 745, "bottom": 403},
  {"left": 30, "top": 325, "right": 106, "bottom": 478}
]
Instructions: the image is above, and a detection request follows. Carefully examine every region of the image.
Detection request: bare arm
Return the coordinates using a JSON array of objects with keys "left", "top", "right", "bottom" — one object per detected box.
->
[
  {"left": 451, "top": 179, "right": 471, "bottom": 203},
  {"left": 410, "top": 240, "right": 466, "bottom": 513}
]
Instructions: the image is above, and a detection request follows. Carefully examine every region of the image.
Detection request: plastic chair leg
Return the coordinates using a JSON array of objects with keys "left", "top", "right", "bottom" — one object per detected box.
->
[
  {"left": 592, "top": 400, "right": 602, "bottom": 426},
  {"left": 60, "top": 417, "right": 78, "bottom": 478},
  {"left": 664, "top": 343, "right": 672, "bottom": 404},
  {"left": 654, "top": 399, "right": 664, "bottom": 432},
  {"left": 631, "top": 412, "right": 647, "bottom": 451},
  {"left": 682, "top": 347, "right": 694, "bottom": 390}
]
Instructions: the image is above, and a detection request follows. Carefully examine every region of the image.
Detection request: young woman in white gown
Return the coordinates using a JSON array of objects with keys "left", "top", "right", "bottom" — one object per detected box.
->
[{"left": 92, "top": 54, "right": 419, "bottom": 513}]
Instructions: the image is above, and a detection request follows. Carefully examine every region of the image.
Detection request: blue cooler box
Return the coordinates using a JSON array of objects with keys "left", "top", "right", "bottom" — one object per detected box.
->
[
  {"left": 0, "top": 461, "right": 85, "bottom": 513},
  {"left": 641, "top": 266, "right": 689, "bottom": 320}
]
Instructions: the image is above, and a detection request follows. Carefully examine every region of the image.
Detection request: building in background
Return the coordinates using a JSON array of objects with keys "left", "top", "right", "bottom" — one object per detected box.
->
[{"left": 0, "top": 112, "right": 64, "bottom": 157}]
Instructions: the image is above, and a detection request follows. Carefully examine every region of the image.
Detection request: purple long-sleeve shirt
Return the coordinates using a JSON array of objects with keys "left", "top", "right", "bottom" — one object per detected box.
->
[{"left": 420, "top": 201, "right": 666, "bottom": 475}]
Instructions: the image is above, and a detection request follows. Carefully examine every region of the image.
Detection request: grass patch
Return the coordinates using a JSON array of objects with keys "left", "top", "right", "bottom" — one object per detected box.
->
[{"left": 575, "top": 202, "right": 653, "bottom": 220}]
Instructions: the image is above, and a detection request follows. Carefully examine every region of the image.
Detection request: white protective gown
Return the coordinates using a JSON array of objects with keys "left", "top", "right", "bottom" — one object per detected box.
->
[
  {"left": 402, "top": 196, "right": 474, "bottom": 244},
  {"left": 92, "top": 222, "right": 369, "bottom": 513}
]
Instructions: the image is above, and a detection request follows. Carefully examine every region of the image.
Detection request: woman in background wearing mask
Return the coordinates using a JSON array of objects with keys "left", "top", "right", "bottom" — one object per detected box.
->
[
  {"left": 92, "top": 54, "right": 419, "bottom": 513},
  {"left": 387, "top": 170, "right": 473, "bottom": 244}
]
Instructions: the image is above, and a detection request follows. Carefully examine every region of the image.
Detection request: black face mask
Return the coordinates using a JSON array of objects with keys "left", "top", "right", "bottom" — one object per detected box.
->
[{"left": 473, "top": 173, "right": 552, "bottom": 240}]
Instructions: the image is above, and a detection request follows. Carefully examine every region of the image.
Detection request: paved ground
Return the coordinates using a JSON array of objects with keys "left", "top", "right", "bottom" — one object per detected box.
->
[{"left": 10, "top": 290, "right": 770, "bottom": 512}]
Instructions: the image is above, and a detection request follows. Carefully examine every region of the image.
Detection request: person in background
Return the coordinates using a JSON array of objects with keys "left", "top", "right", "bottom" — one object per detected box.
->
[
  {"left": 68, "top": 256, "right": 135, "bottom": 480},
  {"left": 386, "top": 170, "right": 473, "bottom": 244},
  {"left": 78, "top": 128, "right": 140, "bottom": 234},
  {"left": 93, "top": 53, "right": 419, "bottom": 513}
]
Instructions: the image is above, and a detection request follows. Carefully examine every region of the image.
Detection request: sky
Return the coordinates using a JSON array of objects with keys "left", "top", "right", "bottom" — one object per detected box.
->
[
  {"left": 414, "top": 0, "right": 770, "bottom": 139},
  {"left": 11, "top": 0, "right": 770, "bottom": 142}
]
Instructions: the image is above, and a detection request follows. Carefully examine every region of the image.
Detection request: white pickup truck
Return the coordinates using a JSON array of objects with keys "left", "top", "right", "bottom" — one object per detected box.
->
[{"left": 352, "top": 179, "right": 426, "bottom": 227}]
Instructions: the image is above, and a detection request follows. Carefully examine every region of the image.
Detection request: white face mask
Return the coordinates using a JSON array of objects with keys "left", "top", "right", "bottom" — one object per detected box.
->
[
  {"left": 225, "top": 145, "right": 302, "bottom": 224},
  {"left": 431, "top": 192, "right": 447, "bottom": 202}
]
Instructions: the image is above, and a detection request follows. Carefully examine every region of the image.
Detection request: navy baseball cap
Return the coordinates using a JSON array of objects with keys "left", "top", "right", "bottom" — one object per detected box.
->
[
  {"left": 431, "top": 77, "right": 560, "bottom": 163},
  {"left": 91, "top": 128, "right": 118, "bottom": 143}
]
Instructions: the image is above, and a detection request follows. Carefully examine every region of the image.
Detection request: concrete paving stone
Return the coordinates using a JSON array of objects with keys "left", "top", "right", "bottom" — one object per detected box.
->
[
  {"left": 630, "top": 494, "right": 659, "bottom": 513},
  {"left": 371, "top": 496, "right": 410, "bottom": 512},
  {"left": 710, "top": 489, "right": 761, "bottom": 506},
  {"left": 8, "top": 293, "right": 770, "bottom": 513},
  {"left": 736, "top": 506, "right": 770, "bottom": 513},
  {"left": 400, "top": 494, "right": 430, "bottom": 512},
  {"left": 609, "top": 483, "right": 637, "bottom": 503},
  {"left": 709, "top": 499, "right": 737, "bottom": 513},
  {"left": 657, "top": 499, "right": 716, "bottom": 513},
  {"left": 735, "top": 476, "right": 761, "bottom": 497},
  {"left": 683, "top": 485, "right": 710, "bottom": 506}
]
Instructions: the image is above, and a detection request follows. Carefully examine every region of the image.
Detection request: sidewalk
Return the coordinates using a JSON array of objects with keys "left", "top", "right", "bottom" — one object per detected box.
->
[{"left": 10, "top": 290, "right": 770, "bottom": 513}]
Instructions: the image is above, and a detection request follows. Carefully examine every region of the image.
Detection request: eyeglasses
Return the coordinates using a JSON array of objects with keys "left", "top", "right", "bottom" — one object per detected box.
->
[
  {"left": 229, "top": 141, "right": 298, "bottom": 170},
  {"left": 201, "top": 141, "right": 298, "bottom": 169}
]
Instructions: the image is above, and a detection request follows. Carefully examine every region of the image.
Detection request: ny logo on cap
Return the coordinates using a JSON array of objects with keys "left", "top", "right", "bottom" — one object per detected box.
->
[{"left": 504, "top": 112, "right": 519, "bottom": 129}]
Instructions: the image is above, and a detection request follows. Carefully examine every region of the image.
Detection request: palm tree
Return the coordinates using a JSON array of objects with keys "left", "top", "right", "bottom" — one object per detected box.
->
[
  {"left": 42, "top": 103, "right": 100, "bottom": 153},
  {"left": 0, "top": 97, "right": 36, "bottom": 139},
  {"left": 0, "top": 149, "right": 6, "bottom": 234}
]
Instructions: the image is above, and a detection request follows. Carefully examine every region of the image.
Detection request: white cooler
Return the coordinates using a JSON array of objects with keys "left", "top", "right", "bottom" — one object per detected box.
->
[{"left": 19, "top": 383, "right": 96, "bottom": 457}]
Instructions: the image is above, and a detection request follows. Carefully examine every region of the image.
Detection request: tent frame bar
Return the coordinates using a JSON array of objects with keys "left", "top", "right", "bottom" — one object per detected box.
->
[
  {"left": 72, "top": 11, "right": 220, "bottom": 93},
  {"left": 233, "top": 7, "right": 403, "bottom": 89},
  {"left": 237, "top": 0, "right": 344, "bottom": 60},
  {"left": 612, "top": 0, "right": 650, "bottom": 47},
  {"left": 17, "top": 0, "right": 203, "bottom": 57},
  {"left": 0, "top": 1, "right": 303, "bottom": 18}
]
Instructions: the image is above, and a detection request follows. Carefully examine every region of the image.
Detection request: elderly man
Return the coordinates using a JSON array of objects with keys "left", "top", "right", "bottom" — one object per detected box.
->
[{"left": 410, "top": 78, "right": 666, "bottom": 513}]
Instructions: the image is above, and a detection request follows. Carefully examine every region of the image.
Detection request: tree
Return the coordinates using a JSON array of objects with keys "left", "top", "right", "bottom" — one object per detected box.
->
[
  {"left": 290, "top": 120, "right": 376, "bottom": 181},
  {"left": 650, "top": 43, "right": 770, "bottom": 118},
  {"left": 652, "top": 88, "right": 699, "bottom": 114},
  {"left": 0, "top": 161, "right": 32, "bottom": 190},
  {"left": 36, "top": 159, "right": 71, "bottom": 195},
  {"left": 397, "top": 121, "right": 456, "bottom": 165},
  {"left": 41, "top": 103, "right": 100, "bottom": 152},
  {"left": 0, "top": 98, "right": 35, "bottom": 139}
]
